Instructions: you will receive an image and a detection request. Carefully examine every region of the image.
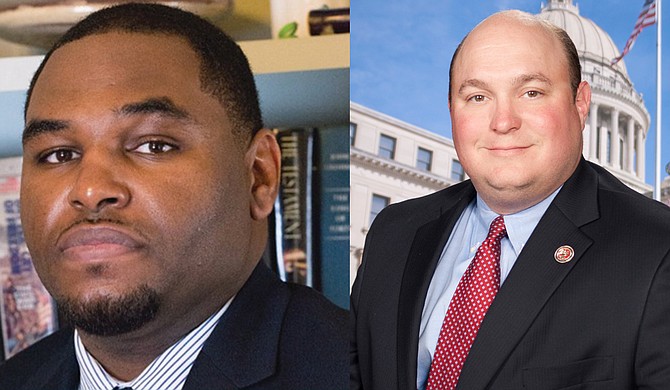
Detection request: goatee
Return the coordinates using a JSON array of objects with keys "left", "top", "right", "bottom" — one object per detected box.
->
[{"left": 58, "top": 284, "right": 160, "bottom": 336}]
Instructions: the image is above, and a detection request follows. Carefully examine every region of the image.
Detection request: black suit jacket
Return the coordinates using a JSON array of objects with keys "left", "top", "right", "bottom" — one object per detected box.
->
[
  {"left": 0, "top": 262, "right": 348, "bottom": 389},
  {"left": 351, "top": 159, "right": 670, "bottom": 389}
]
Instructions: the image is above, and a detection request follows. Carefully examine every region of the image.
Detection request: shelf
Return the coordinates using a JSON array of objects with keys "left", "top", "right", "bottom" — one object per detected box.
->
[
  {"left": 0, "top": 0, "right": 270, "bottom": 53},
  {"left": 241, "top": 34, "right": 349, "bottom": 74},
  {"left": 0, "top": 34, "right": 349, "bottom": 158}
]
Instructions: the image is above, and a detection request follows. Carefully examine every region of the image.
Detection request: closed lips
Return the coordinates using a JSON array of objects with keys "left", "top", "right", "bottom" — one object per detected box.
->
[{"left": 57, "top": 226, "right": 143, "bottom": 252}]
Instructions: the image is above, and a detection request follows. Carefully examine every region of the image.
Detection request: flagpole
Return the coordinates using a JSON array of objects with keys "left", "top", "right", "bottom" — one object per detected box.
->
[{"left": 655, "top": 0, "right": 662, "bottom": 201}]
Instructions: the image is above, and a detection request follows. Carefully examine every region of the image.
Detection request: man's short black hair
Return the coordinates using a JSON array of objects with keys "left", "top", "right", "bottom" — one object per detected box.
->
[{"left": 25, "top": 2, "right": 263, "bottom": 144}]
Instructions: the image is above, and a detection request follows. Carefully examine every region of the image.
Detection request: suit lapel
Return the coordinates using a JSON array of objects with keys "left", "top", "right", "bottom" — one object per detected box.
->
[
  {"left": 18, "top": 329, "right": 80, "bottom": 390},
  {"left": 396, "top": 183, "right": 475, "bottom": 389},
  {"left": 456, "top": 159, "right": 600, "bottom": 389},
  {"left": 44, "top": 357, "right": 79, "bottom": 390},
  {"left": 183, "top": 263, "right": 289, "bottom": 390}
]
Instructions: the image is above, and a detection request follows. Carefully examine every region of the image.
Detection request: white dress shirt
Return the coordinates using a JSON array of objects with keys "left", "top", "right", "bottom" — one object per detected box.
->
[{"left": 76, "top": 298, "right": 233, "bottom": 390}]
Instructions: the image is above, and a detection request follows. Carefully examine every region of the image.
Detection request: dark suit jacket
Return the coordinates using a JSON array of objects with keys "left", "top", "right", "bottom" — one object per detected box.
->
[
  {"left": 351, "top": 159, "right": 670, "bottom": 389},
  {"left": 0, "top": 262, "right": 348, "bottom": 389}
]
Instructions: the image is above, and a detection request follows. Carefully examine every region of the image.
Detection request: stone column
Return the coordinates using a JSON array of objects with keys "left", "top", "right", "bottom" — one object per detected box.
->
[
  {"left": 627, "top": 117, "right": 635, "bottom": 173},
  {"left": 599, "top": 119, "right": 608, "bottom": 165},
  {"left": 589, "top": 103, "right": 599, "bottom": 161},
  {"left": 636, "top": 127, "right": 645, "bottom": 179},
  {"left": 611, "top": 110, "right": 620, "bottom": 168}
]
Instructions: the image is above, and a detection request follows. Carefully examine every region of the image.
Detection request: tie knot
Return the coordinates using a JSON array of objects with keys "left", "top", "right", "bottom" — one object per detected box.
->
[{"left": 487, "top": 215, "right": 507, "bottom": 242}]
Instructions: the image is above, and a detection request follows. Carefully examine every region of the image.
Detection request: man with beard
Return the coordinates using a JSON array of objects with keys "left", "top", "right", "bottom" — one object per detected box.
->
[{"left": 0, "top": 3, "right": 347, "bottom": 389}]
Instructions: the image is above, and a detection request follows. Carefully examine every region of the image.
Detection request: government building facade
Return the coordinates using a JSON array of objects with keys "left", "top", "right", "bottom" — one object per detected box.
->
[{"left": 350, "top": 0, "right": 656, "bottom": 286}]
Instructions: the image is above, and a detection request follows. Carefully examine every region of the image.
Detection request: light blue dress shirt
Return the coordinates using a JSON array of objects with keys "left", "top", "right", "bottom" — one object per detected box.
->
[{"left": 416, "top": 190, "right": 560, "bottom": 389}]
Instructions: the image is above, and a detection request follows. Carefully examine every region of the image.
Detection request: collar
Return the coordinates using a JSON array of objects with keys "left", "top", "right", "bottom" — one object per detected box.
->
[
  {"left": 75, "top": 298, "right": 232, "bottom": 390},
  {"left": 475, "top": 187, "right": 561, "bottom": 255}
]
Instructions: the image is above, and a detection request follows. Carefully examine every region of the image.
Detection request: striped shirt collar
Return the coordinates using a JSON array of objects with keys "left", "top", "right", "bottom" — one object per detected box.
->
[{"left": 75, "top": 298, "right": 233, "bottom": 390}]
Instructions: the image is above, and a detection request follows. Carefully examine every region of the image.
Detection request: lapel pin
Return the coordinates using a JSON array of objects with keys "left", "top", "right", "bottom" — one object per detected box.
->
[{"left": 554, "top": 245, "right": 574, "bottom": 263}]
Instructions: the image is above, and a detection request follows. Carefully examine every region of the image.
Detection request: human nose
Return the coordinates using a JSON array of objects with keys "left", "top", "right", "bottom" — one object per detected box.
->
[
  {"left": 489, "top": 99, "right": 521, "bottom": 133},
  {"left": 67, "top": 154, "right": 130, "bottom": 213}
]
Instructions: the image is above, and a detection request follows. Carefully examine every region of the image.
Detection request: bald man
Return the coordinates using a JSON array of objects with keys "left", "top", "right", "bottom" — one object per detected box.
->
[{"left": 351, "top": 10, "right": 670, "bottom": 390}]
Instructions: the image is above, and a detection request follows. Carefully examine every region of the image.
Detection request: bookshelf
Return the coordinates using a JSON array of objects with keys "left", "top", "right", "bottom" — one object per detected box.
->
[
  {"left": 0, "top": 33, "right": 350, "bottom": 158},
  {"left": 244, "top": 34, "right": 349, "bottom": 129}
]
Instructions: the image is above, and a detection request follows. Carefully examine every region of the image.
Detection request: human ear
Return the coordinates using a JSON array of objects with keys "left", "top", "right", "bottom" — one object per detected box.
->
[
  {"left": 575, "top": 81, "right": 591, "bottom": 130},
  {"left": 246, "top": 129, "right": 281, "bottom": 221}
]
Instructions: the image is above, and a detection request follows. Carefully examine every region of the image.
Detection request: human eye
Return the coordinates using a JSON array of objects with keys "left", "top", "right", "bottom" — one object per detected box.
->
[
  {"left": 38, "top": 149, "right": 81, "bottom": 164},
  {"left": 133, "top": 140, "right": 178, "bottom": 155},
  {"left": 468, "top": 94, "right": 487, "bottom": 103},
  {"left": 523, "top": 90, "right": 543, "bottom": 99}
]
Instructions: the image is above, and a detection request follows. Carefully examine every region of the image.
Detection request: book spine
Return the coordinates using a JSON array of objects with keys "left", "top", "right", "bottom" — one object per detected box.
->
[
  {"left": 313, "top": 126, "right": 350, "bottom": 309},
  {"left": 275, "top": 129, "right": 314, "bottom": 286},
  {"left": 0, "top": 157, "right": 58, "bottom": 360}
]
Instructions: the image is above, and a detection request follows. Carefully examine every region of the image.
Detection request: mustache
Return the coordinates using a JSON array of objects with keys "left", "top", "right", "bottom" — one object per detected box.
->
[
  {"left": 58, "top": 216, "right": 147, "bottom": 244},
  {"left": 66, "top": 216, "right": 125, "bottom": 230}
]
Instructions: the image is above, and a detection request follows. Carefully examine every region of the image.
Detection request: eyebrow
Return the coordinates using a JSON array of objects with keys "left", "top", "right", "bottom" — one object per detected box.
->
[
  {"left": 511, "top": 73, "right": 552, "bottom": 87},
  {"left": 23, "top": 119, "right": 70, "bottom": 144},
  {"left": 116, "top": 97, "right": 191, "bottom": 120},
  {"left": 22, "top": 97, "right": 192, "bottom": 144},
  {"left": 457, "top": 79, "right": 490, "bottom": 96},
  {"left": 457, "top": 73, "right": 553, "bottom": 96}
]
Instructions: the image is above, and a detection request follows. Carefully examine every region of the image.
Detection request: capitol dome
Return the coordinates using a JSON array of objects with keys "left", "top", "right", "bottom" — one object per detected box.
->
[
  {"left": 539, "top": 0, "right": 628, "bottom": 78},
  {"left": 538, "top": 0, "right": 652, "bottom": 195}
]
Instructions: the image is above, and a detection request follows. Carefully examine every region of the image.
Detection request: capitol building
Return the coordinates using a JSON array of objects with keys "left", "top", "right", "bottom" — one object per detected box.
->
[
  {"left": 540, "top": 0, "right": 651, "bottom": 194},
  {"left": 350, "top": 0, "right": 655, "bottom": 285}
]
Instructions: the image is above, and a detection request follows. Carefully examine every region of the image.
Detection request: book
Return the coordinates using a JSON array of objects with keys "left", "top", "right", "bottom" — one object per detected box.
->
[
  {"left": 313, "top": 126, "right": 350, "bottom": 309},
  {"left": 308, "top": 7, "right": 350, "bottom": 36},
  {"left": 272, "top": 127, "right": 350, "bottom": 309},
  {"left": 274, "top": 128, "right": 314, "bottom": 286},
  {"left": 0, "top": 157, "right": 58, "bottom": 360}
]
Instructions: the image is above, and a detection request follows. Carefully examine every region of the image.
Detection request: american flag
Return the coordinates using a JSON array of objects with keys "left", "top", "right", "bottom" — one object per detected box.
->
[{"left": 611, "top": 0, "right": 657, "bottom": 65}]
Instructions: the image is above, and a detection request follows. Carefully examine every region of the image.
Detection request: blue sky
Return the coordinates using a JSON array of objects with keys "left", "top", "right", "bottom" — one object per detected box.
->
[{"left": 351, "top": 0, "right": 670, "bottom": 188}]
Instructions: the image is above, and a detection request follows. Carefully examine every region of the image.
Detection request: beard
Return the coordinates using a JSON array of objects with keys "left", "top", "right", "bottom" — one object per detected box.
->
[{"left": 58, "top": 284, "right": 160, "bottom": 337}]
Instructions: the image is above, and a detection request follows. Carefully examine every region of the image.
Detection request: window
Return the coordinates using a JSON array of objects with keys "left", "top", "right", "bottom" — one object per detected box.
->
[
  {"left": 369, "top": 194, "right": 390, "bottom": 225},
  {"left": 416, "top": 147, "right": 433, "bottom": 172},
  {"left": 350, "top": 122, "right": 357, "bottom": 146},
  {"left": 378, "top": 134, "right": 396, "bottom": 159},
  {"left": 451, "top": 159, "right": 465, "bottom": 181}
]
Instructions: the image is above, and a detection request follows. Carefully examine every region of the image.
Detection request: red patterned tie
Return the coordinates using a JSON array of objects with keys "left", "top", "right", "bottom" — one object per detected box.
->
[{"left": 426, "top": 215, "right": 507, "bottom": 390}]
